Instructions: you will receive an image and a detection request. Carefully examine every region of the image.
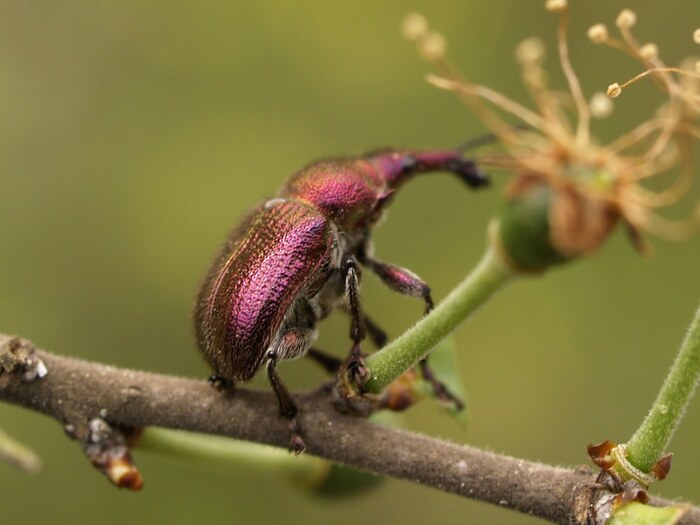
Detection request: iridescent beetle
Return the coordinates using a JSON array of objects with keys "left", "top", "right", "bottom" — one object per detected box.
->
[{"left": 194, "top": 149, "right": 487, "bottom": 452}]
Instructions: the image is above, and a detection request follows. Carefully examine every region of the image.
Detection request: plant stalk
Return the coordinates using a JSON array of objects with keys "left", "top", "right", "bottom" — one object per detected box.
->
[
  {"left": 138, "top": 427, "right": 328, "bottom": 485},
  {"left": 364, "top": 244, "right": 513, "bottom": 393},
  {"left": 624, "top": 303, "right": 700, "bottom": 473},
  {"left": 0, "top": 426, "right": 42, "bottom": 473}
]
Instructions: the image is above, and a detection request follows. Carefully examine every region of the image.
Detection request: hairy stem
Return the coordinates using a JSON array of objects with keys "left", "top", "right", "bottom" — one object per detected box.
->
[
  {"left": 364, "top": 245, "right": 513, "bottom": 393},
  {"left": 625, "top": 303, "right": 700, "bottom": 472}
]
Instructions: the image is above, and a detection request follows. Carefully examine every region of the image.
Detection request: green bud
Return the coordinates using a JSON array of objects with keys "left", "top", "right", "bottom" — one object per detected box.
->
[{"left": 495, "top": 184, "right": 570, "bottom": 273}]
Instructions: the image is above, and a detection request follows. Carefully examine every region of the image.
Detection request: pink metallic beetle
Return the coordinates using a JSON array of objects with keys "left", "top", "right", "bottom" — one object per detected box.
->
[{"left": 194, "top": 149, "right": 487, "bottom": 452}]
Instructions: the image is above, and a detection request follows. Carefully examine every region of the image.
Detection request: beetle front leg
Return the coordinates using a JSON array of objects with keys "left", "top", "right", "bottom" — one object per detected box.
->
[
  {"left": 360, "top": 253, "right": 464, "bottom": 410},
  {"left": 342, "top": 255, "right": 369, "bottom": 392},
  {"left": 360, "top": 256, "right": 435, "bottom": 315},
  {"left": 266, "top": 351, "right": 305, "bottom": 454},
  {"left": 340, "top": 308, "right": 388, "bottom": 348}
]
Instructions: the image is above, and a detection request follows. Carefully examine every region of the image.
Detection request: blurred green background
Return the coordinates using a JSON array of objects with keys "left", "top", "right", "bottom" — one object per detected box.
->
[{"left": 1, "top": 1, "right": 699, "bottom": 523}]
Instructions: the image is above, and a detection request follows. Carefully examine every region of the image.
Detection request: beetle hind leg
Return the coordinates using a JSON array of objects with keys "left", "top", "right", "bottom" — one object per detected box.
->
[
  {"left": 266, "top": 328, "right": 316, "bottom": 454},
  {"left": 267, "top": 351, "right": 305, "bottom": 454}
]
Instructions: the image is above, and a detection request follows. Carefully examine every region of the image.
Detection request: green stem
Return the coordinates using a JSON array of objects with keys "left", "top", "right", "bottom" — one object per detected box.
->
[
  {"left": 138, "top": 427, "right": 328, "bottom": 485},
  {"left": 364, "top": 244, "right": 513, "bottom": 393},
  {"left": 0, "top": 426, "right": 41, "bottom": 473},
  {"left": 624, "top": 303, "right": 700, "bottom": 473}
]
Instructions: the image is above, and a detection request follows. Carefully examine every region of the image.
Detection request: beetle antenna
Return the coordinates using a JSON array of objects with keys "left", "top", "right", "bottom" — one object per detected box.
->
[{"left": 456, "top": 123, "right": 532, "bottom": 152}]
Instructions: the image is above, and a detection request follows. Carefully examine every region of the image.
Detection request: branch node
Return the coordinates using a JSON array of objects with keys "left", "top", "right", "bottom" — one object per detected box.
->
[
  {"left": 0, "top": 336, "right": 48, "bottom": 385},
  {"left": 82, "top": 417, "right": 144, "bottom": 491}
]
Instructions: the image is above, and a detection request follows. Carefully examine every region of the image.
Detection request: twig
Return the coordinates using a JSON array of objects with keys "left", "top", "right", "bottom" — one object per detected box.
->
[{"left": 1, "top": 338, "right": 698, "bottom": 523}]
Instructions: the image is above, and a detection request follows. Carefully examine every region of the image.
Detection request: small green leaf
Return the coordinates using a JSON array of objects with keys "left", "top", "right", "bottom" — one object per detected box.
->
[
  {"left": 425, "top": 337, "right": 469, "bottom": 425},
  {"left": 610, "top": 502, "right": 688, "bottom": 525}
]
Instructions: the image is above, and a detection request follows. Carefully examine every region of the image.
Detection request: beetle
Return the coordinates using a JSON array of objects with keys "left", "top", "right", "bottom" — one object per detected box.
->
[{"left": 194, "top": 148, "right": 487, "bottom": 452}]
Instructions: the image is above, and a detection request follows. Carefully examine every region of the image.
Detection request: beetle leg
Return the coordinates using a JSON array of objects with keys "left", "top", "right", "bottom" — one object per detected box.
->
[
  {"left": 359, "top": 257, "right": 434, "bottom": 315},
  {"left": 419, "top": 360, "right": 465, "bottom": 411},
  {"left": 363, "top": 313, "right": 388, "bottom": 348},
  {"left": 340, "top": 308, "right": 388, "bottom": 348},
  {"left": 208, "top": 375, "right": 234, "bottom": 391},
  {"left": 360, "top": 254, "right": 464, "bottom": 410},
  {"left": 307, "top": 347, "right": 343, "bottom": 373},
  {"left": 308, "top": 316, "right": 386, "bottom": 375},
  {"left": 342, "top": 255, "right": 369, "bottom": 391},
  {"left": 266, "top": 350, "right": 305, "bottom": 454}
]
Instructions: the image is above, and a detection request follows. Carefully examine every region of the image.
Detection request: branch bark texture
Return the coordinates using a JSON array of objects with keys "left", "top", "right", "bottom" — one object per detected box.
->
[{"left": 1, "top": 336, "right": 698, "bottom": 524}]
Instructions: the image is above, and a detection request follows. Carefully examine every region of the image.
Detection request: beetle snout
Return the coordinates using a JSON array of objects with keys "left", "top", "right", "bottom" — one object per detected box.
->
[{"left": 450, "top": 158, "right": 490, "bottom": 189}]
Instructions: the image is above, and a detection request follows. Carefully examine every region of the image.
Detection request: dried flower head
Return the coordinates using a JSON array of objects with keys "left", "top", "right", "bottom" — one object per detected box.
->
[
  {"left": 419, "top": 32, "right": 447, "bottom": 61},
  {"left": 590, "top": 92, "right": 614, "bottom": 119},
  {"left": 607, "top": 83, "right": 622, "bottom": 98},
  {"left": 402, "top": 13, "right": 429, "bottom": 42},
  {"left": 587, "top": 24, "right": 609, "bottom": 45},
  {"left": 516, "top": 37, "right": 546, "bottom": 65},
  {"left": 404, "top": 3, "right": 699, "bottom": 270},
  {"left": 639, "top": 43, "right": 659, "bottom": 61},
  {"left": 545, "top": 0, "right": 567, "bottom": 13},
  {"left": 616, "top": 9, "right": 637, "bottom": 30}
]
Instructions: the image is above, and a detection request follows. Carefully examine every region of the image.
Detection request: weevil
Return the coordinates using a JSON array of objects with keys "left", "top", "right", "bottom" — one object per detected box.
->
[{"left": 194, "top": 149, "right": 487, "bottom": 452}]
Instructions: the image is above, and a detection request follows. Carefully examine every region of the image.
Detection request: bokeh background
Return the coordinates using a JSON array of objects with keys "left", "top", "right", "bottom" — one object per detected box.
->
[{"left": 1, "top": 1, "right": 699, "bottom": 523}]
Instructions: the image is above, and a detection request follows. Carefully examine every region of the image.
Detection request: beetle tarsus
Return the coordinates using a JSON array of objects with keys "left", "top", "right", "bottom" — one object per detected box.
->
[
  {"left": 346, "top": 343, "right": 369, "bottom": 394},
  {"left": 208, "top": 375, "right": 234, "bottom": 391},
  {"left": 289, "top": 419, "right": 306, "bottom": 455}
]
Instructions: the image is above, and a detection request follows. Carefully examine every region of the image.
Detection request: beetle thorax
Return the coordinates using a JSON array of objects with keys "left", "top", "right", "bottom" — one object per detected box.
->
[{"left": 280, "top": 159, "right": 386, "bottom": 234}]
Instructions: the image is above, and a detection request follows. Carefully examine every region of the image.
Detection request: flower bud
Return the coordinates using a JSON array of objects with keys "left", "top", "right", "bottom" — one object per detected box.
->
[{"left": 495, "top": 182, "right": 569, "bottom": 273}]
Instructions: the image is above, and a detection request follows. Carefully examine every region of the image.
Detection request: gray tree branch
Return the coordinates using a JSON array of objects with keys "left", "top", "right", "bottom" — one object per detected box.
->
[{"left": 0, "top": 334, "right": 698, "bottom": 524}]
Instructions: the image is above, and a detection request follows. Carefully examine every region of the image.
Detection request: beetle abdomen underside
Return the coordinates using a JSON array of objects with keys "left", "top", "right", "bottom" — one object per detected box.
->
[{"left": 194, "top": 200, "right": 333, "bottom": 381}]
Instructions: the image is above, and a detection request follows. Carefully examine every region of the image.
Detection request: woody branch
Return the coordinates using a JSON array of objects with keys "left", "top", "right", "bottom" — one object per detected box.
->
[{"left": 1, "top": 334, "right": 699, "bottom": 524}]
